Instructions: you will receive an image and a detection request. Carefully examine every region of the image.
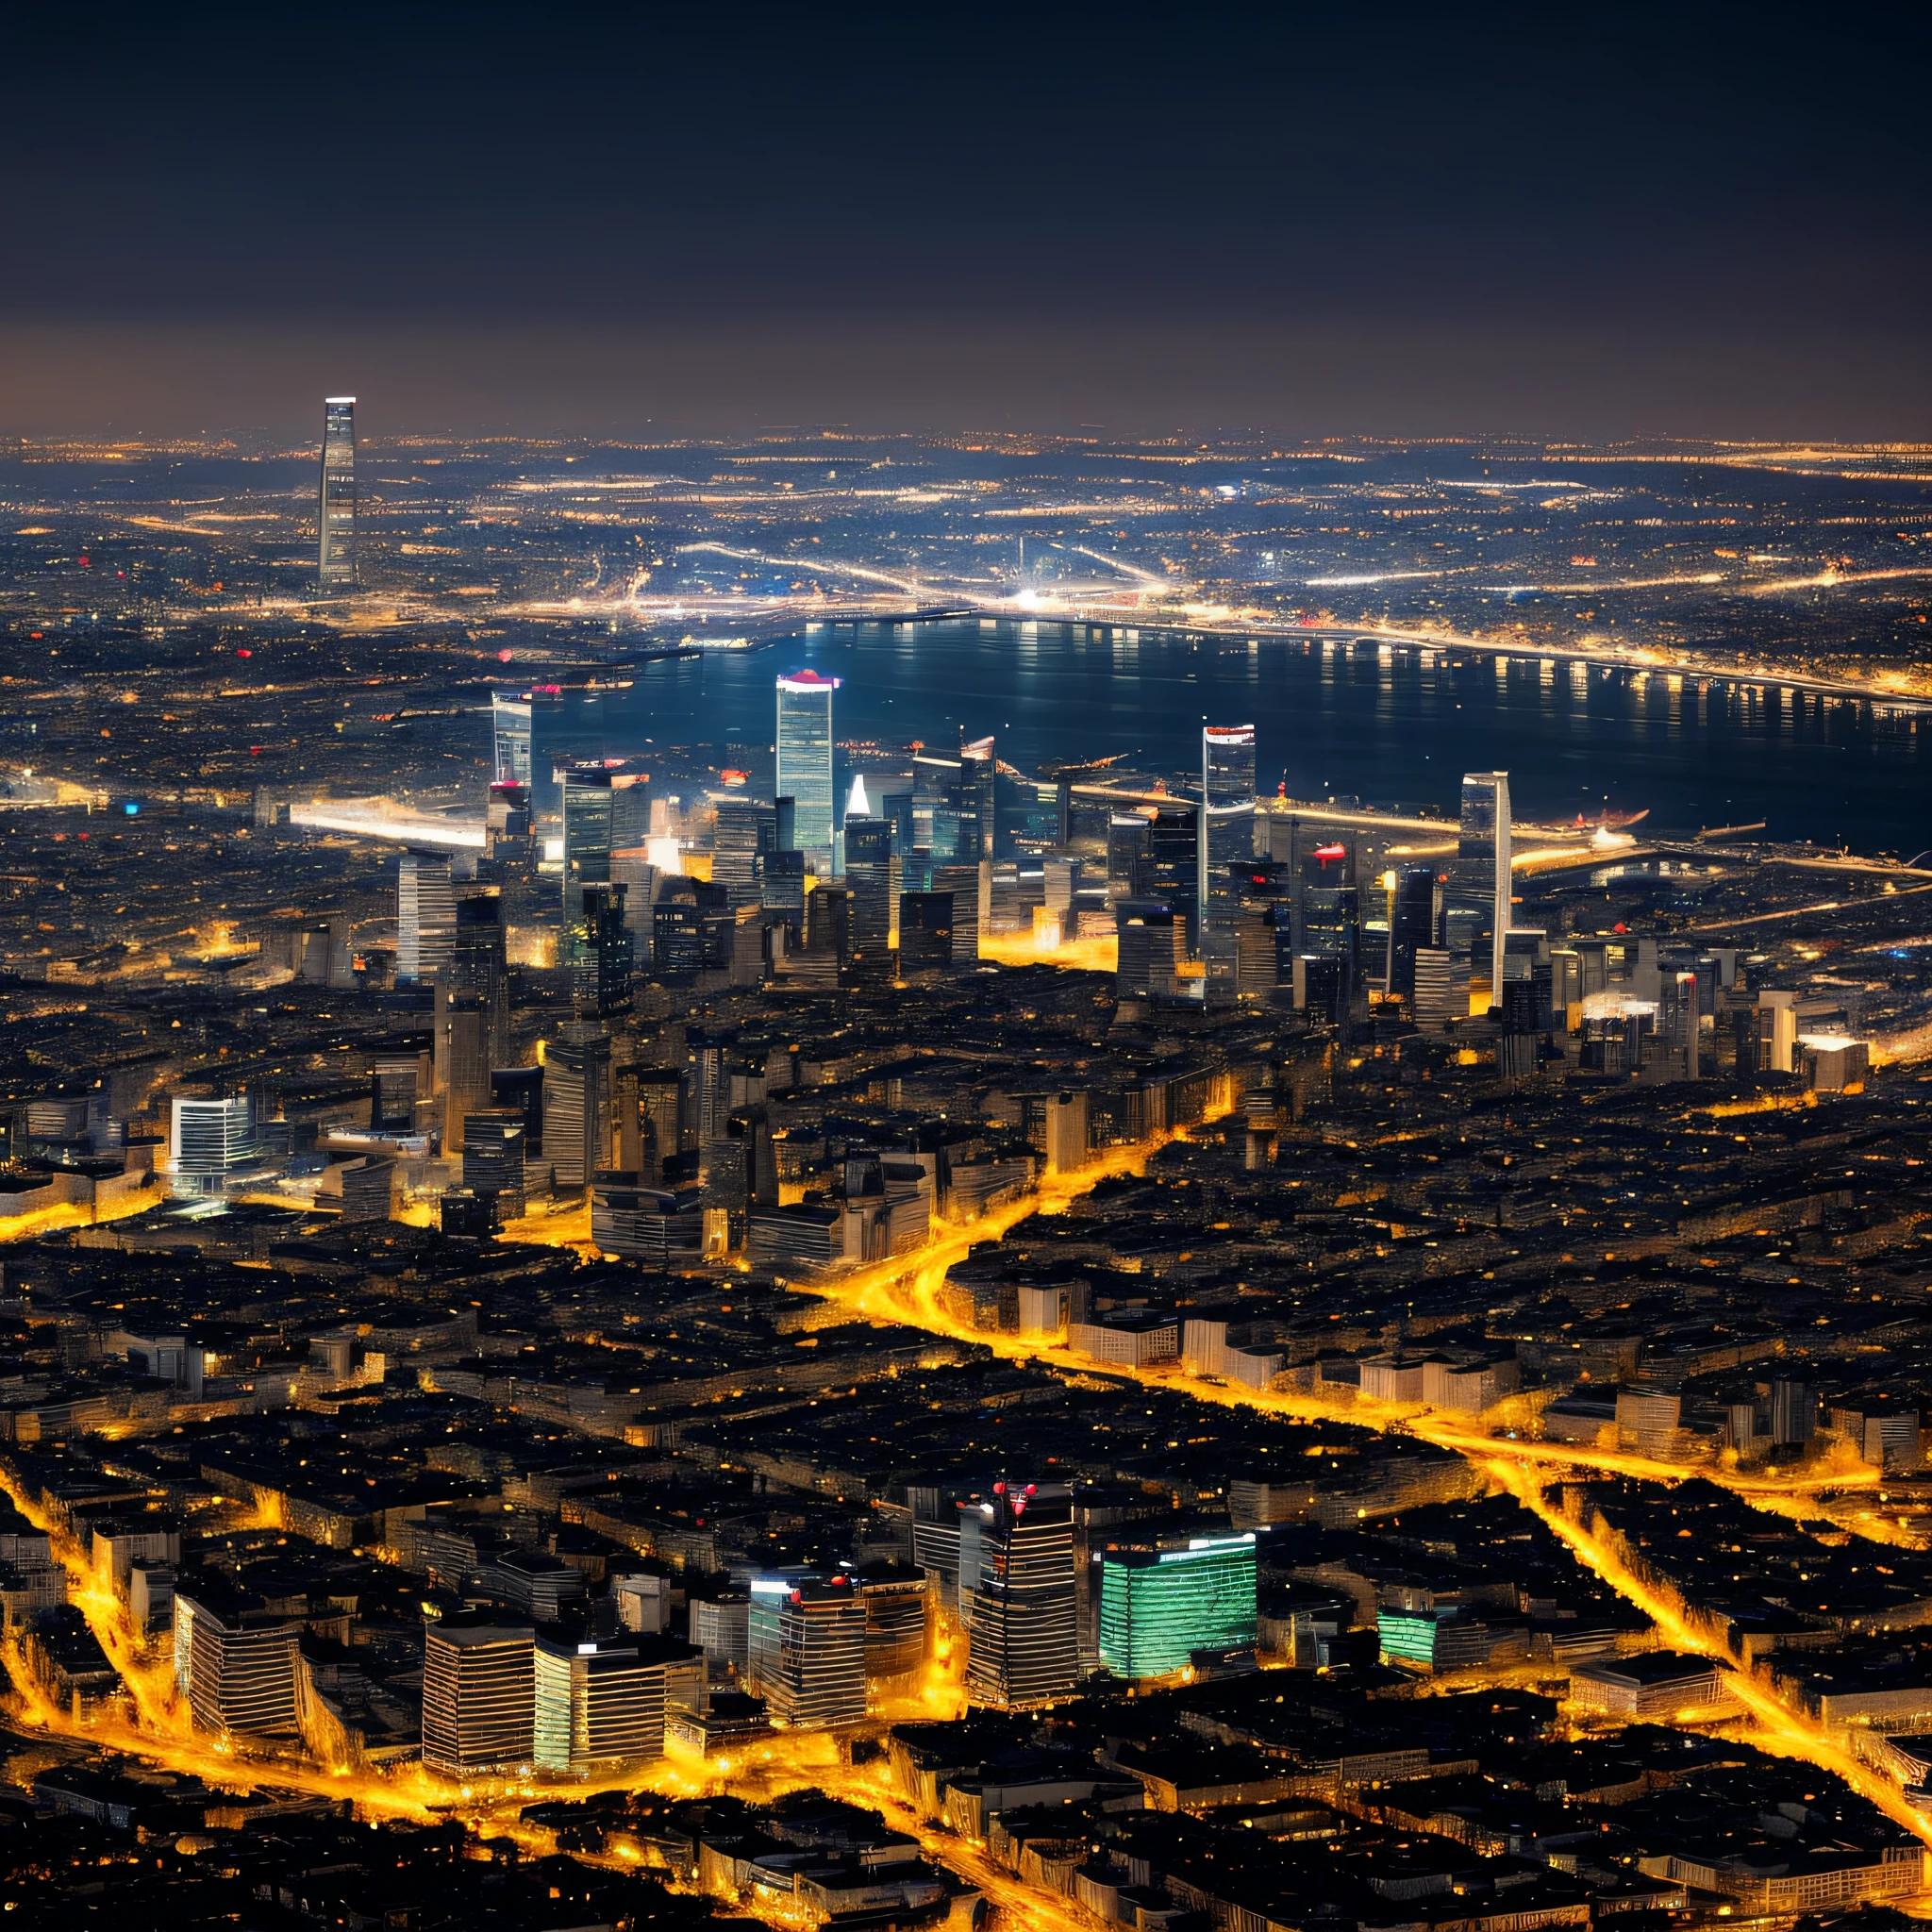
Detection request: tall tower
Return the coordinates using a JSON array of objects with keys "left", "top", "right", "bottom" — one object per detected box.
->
[
  {"left": 1450, "top": 772, "right": 1512, "bottom": 1000},
  {"left": 558, "top": 763, "right": 616, "bottom": 920},
  {"left": 318, "top": 397, "right": 357, "bottom": 591},
  {"left": 1197, "top": 724, "right": 1257, "bottom": 936},
  {"left": 774, "top": 671, "right": 839, "bottom": 865},
  {"left": 962, "top": 1480, "right": 1077, "bottom": 1707},
  {"left": 396, "top": 849, "right": 458, "bottom": 986}
]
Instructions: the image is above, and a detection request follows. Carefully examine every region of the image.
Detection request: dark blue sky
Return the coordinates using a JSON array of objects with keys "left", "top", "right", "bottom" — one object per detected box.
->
[{"left": 5, "top": 1, "right": 1928, "bottom": 440}]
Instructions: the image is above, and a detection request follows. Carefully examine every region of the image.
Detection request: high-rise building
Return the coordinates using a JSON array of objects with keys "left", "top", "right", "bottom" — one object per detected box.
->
[
  {"left": 1043, "top": 1091, "right": 1089, "bottom": 1175},
  {"left": 462, "top": 1111, "right": 526, "bottom": 1216},
  {"left": 962, "top": 1481, "right": 1077, "bottom": 1707},
  {"left": 912, "top": 749, "right": 964, "bottom": 859},
  {"left": 422, "top": 1622, "right": 535, "bottom": 1776},
  {"left": 747, "top": 1575, "right": 867, "bottom": 1728},
  {"left": 169, "top": 1096, "right": 257, "bottom": 1197},
  {"left": 1198, "top": 724, "right": 1257, "bottom": 937},
  {"left": 397, "top": 849, "right": 457, "bottom": 986},
  {"left": 532, "top": 1631, "right": 665, "bottom": 1772},
  {"left": 543, "top": 1024, "right": 612, "bottom": 1189},
  {"left": 774, "top": 671, "right": 839, "bottom": 862},
  {"left": 713, "top": 799, "right": 778, "bottom": 909},
  {"left": 437, "top": 994, "right": 491, "bottom": 1153},
  {"left": 491, "top": 1065, "right": 543, "bottom": 1157},
  {"left": 491, "top": 693, "right": 532, "bottom": 786},
  {"left": 1115, "top": 899, "right": 1186, "bottom": 1004},
  {"left": 1097, "top": 1536, "right": 1257, "bottom": 1681},
  {"left": 1386, "top": 864, "right": 1440, "bottom": 1003},
  {"left": 959, "top": 735, "right": 997, "bottom": 861},
  {"left": 842, "top": 815, "right": 892, "bottom": 967},
  {"left": 318, "top": 396, "right": 357, "bottom": 591},
  {"left": 1448, "top": 772, "right": 1512, "bottom": 997},
  {"left": 1107, "top": 813, "right": 1151, "bottom": 903},
  {"left": 558, "top": 764, "right": 616, "bottom": 919},
  {"left": 447, "top": 893, "right": 509, "bottom": 1061},
  {"left": 897, "top": 890, "right": 959, "bottom": 974},
  {"left": 338, "top": 1156, "right": 396, "bottom": 1224},
  {"left": 1143, "top": 807, "right": 1200, "bottom": 949},
  {"left": 563, "top": 882, "right": 633, "bottom": 1018},
  {"left": 176, "top": 1582, "right": 301, "bottom": 1736}
]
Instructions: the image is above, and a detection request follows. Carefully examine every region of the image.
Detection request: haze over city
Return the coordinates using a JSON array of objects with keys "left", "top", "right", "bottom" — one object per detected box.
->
[{"left": 4, "top": 6, "right": 1932, "bottom": 1930}]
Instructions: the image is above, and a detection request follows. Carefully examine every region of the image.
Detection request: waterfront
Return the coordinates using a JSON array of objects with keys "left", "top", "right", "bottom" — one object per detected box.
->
[{"left": 540, "top": 619, "right": 1932, "bottom": 852}]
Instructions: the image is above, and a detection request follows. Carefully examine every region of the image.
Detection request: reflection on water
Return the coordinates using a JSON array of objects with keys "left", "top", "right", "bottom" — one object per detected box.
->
[{"left": 535, "top": 622, "right": 1927, "bottom": 849}]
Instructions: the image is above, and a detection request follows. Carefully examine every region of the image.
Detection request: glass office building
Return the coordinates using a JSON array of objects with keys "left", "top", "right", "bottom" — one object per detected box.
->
[
  {"left": 1097, "top": 1534, "right": 1257, "bottom": 1679},
  {"left": 775, "top": 671, "right": 840, "bottom": 862}
]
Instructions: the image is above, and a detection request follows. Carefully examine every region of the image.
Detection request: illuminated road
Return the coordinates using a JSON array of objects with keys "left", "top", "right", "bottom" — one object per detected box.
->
[
  {"left": 7, "top": 1124, "right": 1925, "bottom": 1921},
  {"left": 1492, "top": 1461, "right": 1932, "bottom": 1847}
]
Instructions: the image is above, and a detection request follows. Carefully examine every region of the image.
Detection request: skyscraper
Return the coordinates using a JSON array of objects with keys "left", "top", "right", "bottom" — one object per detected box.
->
[
  {"left": 563, "top": 882, "right": 634, "bottom": 1019},
  {"left": 912, "top": 749, "right": 964, "bottom": 859},
  {"left": 775, "top": 671, "right": 839, "bottom": 863},
  {"left": 318, "top": 396, "right": 357, "bottom": 591},
  {"left": 1386, "top": 864, "right": 1440, "bottom": 1003},
  {"left": 1449, "top": 771, "right": 1511, "bottom": 998},
  {"left": 842, "top": 815, "right": 892, "bottom": 968},
  {"left": 397, "top": 849, "right": 457, "bottom": 986},
  {"left": 491, "top": 693, "right": 532, "bottom": 785},
  {"left": 446, "top": 893, "right": 510, "bottom": 1064},
  {"left": 713, "top": 799, "right": 778, "bottom": 909},
  {"left": 1097, "top": 1535, "right": 1257, "bottom": 1680},
  {"left": 962, "top": 1480, "right": 1078, "bottom": 1707},
  {"left": 1198, "top": 724, "right": 1257, "bottom": 937},
  {"left": 959, "top": 735, "right": 997, "bottom": 861},
  {"left": 543, "top": 1023, "right": 612, "bottom": 1189},
  {"left": 558, "top": 763, "right": 616, "bottom": 920}
]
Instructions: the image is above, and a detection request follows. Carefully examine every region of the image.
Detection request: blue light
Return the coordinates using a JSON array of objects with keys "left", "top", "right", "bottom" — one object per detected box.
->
[{"left": 123, "top": 801, "right": 140, "bottom": 816}]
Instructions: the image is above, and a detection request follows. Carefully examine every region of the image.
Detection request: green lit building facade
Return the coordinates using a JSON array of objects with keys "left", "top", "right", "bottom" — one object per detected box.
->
[{"left": 1097, "top": 1534, "right": 1257, "bottom": 1679}]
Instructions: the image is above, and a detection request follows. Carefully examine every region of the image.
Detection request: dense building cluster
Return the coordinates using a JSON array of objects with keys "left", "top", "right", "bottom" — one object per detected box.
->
[{"left": 0, "top": 423, "right": 1931, "bottom": 1927}]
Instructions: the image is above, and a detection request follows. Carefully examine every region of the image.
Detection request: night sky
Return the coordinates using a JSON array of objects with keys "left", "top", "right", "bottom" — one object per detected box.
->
[{"left": 5, "top": 3, "right": 1928, "bottom": 441}]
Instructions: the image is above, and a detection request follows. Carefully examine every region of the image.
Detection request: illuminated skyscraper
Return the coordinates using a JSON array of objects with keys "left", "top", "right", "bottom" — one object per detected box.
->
[
  {"left": 558, "top": 763, "right": 616, "bottom": 919},
  {"left": 1098, "top": 1536, "right": 1257, "bottom": 1680},
  {"left": 1448, "top": 772, "right": 1512, "bottom": 997},
  {"left": 397, "top": 849, "right": 458, "bottom": 985},
  {"left": 1198, "top": 724, "right": 1257, "bottom": 936},
  {"left": 318, "top": 396, "right": 357, "bottom": 591},
  {"left": 912, "top": 749, "right": 963, "bottom": 858},
  {"left": 775, "top": 671, "right": 839, "bottom": 862},
  {"left": 842, "top": 815, "right": 892, "bottom": 967},
  {"left": 959, "top": 735, "right": 997, "bottom": 860},
  {"left": 563, "top": 882, "right": 634, "bottom": 1018},
  {"left": 491, "top": 693, "right": 532, "bottom": 785},
  {"left": 1386, "top": 864, "right": 1440, "bottom": 1004},
  {"left": 962, "top": 1480, "right": 1077, "bottom": 1707}
]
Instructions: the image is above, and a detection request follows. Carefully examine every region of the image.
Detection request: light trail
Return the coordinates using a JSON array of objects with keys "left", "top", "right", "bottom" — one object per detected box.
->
[{"left": 1687, "top": 884, "right": 1932, "bottom": 931}]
